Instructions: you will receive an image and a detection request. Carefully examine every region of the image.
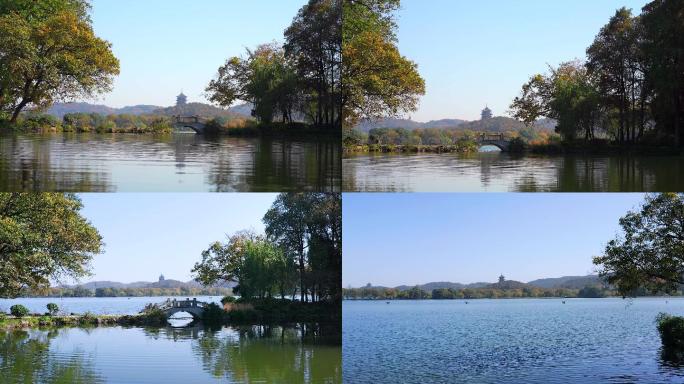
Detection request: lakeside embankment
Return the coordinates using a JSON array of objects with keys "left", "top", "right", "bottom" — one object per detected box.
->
[{"left": 0, "top": 299, "right": 340, "bottom": 330}]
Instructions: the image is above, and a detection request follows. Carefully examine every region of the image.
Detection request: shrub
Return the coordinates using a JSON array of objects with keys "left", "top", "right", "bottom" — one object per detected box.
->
[
  {"left": 201, "top": 303, "right": 227, "bottom": 324},
  {"left": 10, "top": 304, "right": 29, "bottom": 318},
  {"left": 656, "top": 313, "right": 684, "bottom": 350},
  {"left": 140, "top": 303, "right": 168, "bottom": 326},
  {"left": 46, "top": 303, "right": 59, "bottom": 316},
  {"left": 508, "top": 137, "right": 528, "bottom": 152},
  {"left": 220, "top": 296, "right": 237, "bottom": 305}
]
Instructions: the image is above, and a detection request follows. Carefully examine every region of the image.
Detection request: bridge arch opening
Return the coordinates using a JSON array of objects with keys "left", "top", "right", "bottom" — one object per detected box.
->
[
  {"left": 167, "top": 311, "right": 198, "bottom": 327},
  {"left": 478, "top": 144, "right": 503, "bottom": 152}
]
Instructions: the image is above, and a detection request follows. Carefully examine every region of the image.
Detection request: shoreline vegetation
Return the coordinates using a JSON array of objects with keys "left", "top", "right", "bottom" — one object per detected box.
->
[
  {"left": 1, "top": 113, "right": 339, "bottom": 137},
  {"left": 343, "top": 128, "right": 684, "bottom": 156},
  {"left": 342, "top": 286, "right": 658, "bottom": 301},
  {"left": 0, "top": 297, "right": 340, "bottom": 331}
]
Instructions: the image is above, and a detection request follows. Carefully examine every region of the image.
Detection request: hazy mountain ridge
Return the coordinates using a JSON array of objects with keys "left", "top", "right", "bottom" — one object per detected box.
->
[
  {"left": 361, "top": 275, "right": 602, "bottom": 291},
  {"left": 355, "top": 116, "right": 556, "bottom": 133},
  {"left": 45, "top": 102, "right": 253, "bottom": 119},
  {"left": 60, "top": 279, "right": 234, "bottom": 290}
]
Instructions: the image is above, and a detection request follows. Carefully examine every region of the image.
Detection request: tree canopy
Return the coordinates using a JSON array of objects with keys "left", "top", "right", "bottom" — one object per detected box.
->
[
  {"left": 342, "top": 0, "right": 425, "bottom": 127},
  {"left": 206, "top": 0, "right": 341, "bottom": 129},
  {"left": 0, "top": 193, "right": 103, "bottom": 298},
  {"left": 193, "top": 193, "right": 341, "bottom": 304},
  {"left": 510, "top": 1, "right": 684, "bottom": 147},
  {"left": 0, "top": 0, "right": 119, "bottom": 123},
  {"left": 593, "top": 193, "right": 684, "bottom": 296}
]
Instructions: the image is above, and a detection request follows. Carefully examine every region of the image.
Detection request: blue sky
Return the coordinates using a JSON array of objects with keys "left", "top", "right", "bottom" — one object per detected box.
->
[
  {"left": 343, "top": 193, "right": 647, "bottom": 287},
  {"left": 79, "top": 0, "right": 304, "bottom": 108},
  {"left": 73, "top": 193, "right": 277, "bottom": 283},
  {"left": 397, "top": 0, "right": 650, "bottom": 121}
]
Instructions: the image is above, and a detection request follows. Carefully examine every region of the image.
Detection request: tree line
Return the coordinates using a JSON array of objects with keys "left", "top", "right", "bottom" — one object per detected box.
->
[
  {"left": 510, "top": 1, "right": 684, "bottom": 148},
  {"left": 16, "top": 113, "right": 176, "bottom": 134},
  {"left": 192, "top": 193, "right": 341, "bottom": 304},
  {"left": 342, "top": 286, "right": 627, "bottom": 300},
  {"left": 19, "top": 286, "right": 231, "bottom": 298},
  {"left": 206, "top": 0, "right": 340, "bottom": 129}
]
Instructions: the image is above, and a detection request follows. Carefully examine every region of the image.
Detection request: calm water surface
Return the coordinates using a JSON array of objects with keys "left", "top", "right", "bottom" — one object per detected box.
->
[
  {"left": 0, "top": 296, "right": 224, "bottom": 316},
  {"left": 0, "top": 324, "right": 341, "bottom": 383},
  {"left": 0, "top": 133, "right": 340, "bottom": 192},
  {"left": 343, "top": 152, "right": 684, "bottom": 192},
  {"left": 343, "top": 298, "right": 684, "bottom": 383}
]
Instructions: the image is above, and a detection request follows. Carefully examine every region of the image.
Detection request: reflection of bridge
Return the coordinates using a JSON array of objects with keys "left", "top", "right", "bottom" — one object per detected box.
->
[
  {"left": 158, "top": 298, "right": 209, "bottom": 320},
  {"left": 476, "top": 133, "right": 511, "bottom": 151},
  {"left": 174, "top": 116, "right": 208, "bottom": 134}
]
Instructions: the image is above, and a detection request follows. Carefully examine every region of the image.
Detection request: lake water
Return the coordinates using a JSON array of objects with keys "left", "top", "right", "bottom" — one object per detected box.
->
[
  {"left": 0, "top": 133, "right": 340, "bottom": 192},
  {"left": 343, "top": 152, "right": 684, "bottom": 192},
  {"left": 0, "top": 323, "right": 341, "bottom": 384},
  {"left": 0, "top": 296, "right": 224, "bottom": 316},
  {"left": 343, "top": 298, "right": 684, "bottom": 383}
]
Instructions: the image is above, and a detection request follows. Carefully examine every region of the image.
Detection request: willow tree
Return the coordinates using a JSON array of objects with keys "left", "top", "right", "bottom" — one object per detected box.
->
[
  {"left": 342, "top": 0, "right": 425, "bottom": 127},
  {"left": 0, "top": 193, "right": 103, "bottom": 298},
  {"left": 0, "top": 0, "right": 119, "bottom": 123}
]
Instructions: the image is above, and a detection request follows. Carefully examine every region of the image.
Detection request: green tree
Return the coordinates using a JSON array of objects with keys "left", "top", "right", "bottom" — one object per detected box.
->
[
  {"left": 284, "top": 0, "right": 341, "bottom": 128},
  {"left": 593, "top": 193, "right": 684, "bottom": 296},
  {"left": 587, "top": 7, "right": 647, "bottom": 143},
  {"left": 206, "top": 44, "right": 299, "bottom": 124},
  {"left": 0, "top": 193, "right": 103, "bottom": 298},
  {"left": 640, "top": 0, "right": 684, "bottom": 147},
  {"left": 0, "top": 0, "right": 119, "bottom": 123},
  {"left": 46, "top": 303, "right": 59, "bottom": 315},
  {"left": 10, "top": 304, "right": 29, "bottom": 317},
  {"left": 510, "top": 61, "right": 602, "bottom": 141},
  {"left": 342, "top": 0, "right": 425, "bottom": 127}
]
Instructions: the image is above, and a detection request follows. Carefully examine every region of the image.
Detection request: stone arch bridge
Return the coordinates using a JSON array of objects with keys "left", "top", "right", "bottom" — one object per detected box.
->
[
  {"left": 476, "top": 133, "right": 511, "bottom": 151},
  {"left": 173, "top": 116, "right": 208, "bottom": 134},
  {"left": 157, "top": 298, "right": 209, "bottom": 320}
]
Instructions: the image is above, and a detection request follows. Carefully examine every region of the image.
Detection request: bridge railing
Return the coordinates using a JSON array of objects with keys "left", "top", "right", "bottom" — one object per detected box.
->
[
  {"left": 477, "top": 133, "right": 505, "bottom": 141},
  {"left": 158, "top": 298, "right": 209, "bottom": 310},
  {"left": 174, "top": 115, "right": 207, "bottom": 124}
]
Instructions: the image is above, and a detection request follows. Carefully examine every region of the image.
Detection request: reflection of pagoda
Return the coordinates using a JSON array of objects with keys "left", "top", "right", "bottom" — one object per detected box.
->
[{"left": 176, "top": 91, "right": 187, "bottom": 106}]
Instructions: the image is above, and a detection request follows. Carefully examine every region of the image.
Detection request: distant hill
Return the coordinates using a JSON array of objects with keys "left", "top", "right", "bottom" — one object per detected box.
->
[
  {"left": 44, "top": 102, "right": 254, "bottom": 119},
  {"left": 62, "top": 279, "right": 234, "bottom": 290},
  {"left": 152, "top": 102, "right": 246, "bottom": 119},
  {"left": 527, "top": 275, "right": 603, "bottom": 289},
  {"left": 359, "top": 275, "right": 603, "bottom": 291},
  {"left": 355, "top": 116, "right": 555, "bottom": 133},
  {"left": 486, "top": 280, "right": 530, "bottom": 290},
  {"left": 46, "top": 102, "right": 162, "bottom": 118}
]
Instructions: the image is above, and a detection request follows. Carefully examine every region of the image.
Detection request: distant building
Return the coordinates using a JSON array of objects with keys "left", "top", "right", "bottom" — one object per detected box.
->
[
  {"left": 176, "top": 91, "right": 187, "bottom": 106},
  {"left": 159, "top": 274, "right": 165, "bottom": 282},
  {"left": 498, "top": 274, "right": 505, "bottom": 284},
  {"left": 481, "top": 106, "right": 493, "bottom": 120}
]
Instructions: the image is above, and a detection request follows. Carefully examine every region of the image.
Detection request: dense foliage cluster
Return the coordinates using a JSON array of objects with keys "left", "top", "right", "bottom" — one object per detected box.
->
[
  {"left": 342, "top": 0, "right": 425, "bottom": 127},
  {"left": 193, "top": 193, "right": 341, "bottom": 304},
  {"left": 206, "top": 0, "right": 340, "bottom": 129},
  {"left": 0, "top": 0, "right": 119, "bottom": 124},
  {"left": 0, "top": 193, "right": 103, "bottom": 298},
  {"left": 511, "top": 2, "right": 684, "bottom": 147},
  {"left": 594, "top": 193, "right": 684, "bottom": 296}
]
